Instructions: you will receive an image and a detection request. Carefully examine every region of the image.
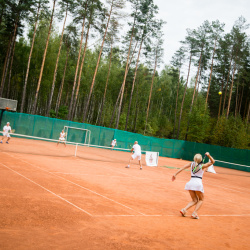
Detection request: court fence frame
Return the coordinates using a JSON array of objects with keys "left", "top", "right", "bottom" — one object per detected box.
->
[
  {"left": 1, "top": 111, "right": 249, "bottom": 172},
  {"left": 64, "top": 126, "right": 91, "bottom": 146}
]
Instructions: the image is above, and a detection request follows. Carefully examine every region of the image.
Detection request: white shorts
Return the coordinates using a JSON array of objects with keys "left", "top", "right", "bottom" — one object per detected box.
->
[
  {"left": 3, "top": 132, "right": 10, "bottom": 138},
  {"left": 59, "top": 137, "right": 65, "bottom": 141},
  {"left": 132, "top": 153, "right": 141, "bottom": 161}
]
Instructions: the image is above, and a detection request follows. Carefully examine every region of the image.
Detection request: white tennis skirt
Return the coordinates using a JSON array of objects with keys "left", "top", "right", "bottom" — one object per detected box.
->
[{"left": 185, "top": 177, "right": 204, "bottom": 193}]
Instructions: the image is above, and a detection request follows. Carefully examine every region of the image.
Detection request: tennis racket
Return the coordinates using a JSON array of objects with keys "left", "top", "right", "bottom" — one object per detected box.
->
[{"left": 11, "top": 129, "right": 15, "bottom": 133}]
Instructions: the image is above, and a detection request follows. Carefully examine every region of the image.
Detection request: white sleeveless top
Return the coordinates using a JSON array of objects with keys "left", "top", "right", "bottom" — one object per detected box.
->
[{"left": 191, "top": 162, "right": 204, "bottom": 178}]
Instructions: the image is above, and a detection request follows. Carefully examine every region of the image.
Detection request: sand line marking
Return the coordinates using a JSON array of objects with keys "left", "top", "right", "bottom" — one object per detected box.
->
[
  {"left": 94, "top": 214, "right": 165, "bottom": 217},
  {"left": 76, "top": 157, "right": 250, "bottom": 193},
  {"left": 3, "top": 152, "right": 250, "bottom": 214},
  {"left": 94, "top": 214, "right": 250, "bottom": 217},
  {"left": 168, "top": 175, "right": 250, "bottom": 195},
  {"left": 50, "top": 171, "right": 149, "bottom": 179},
  {"left": 74, "top": 157, "right": 150, "bottom": 180},
  {"left": 0, "top": 162, "right": 92, "bottom": 216},
  {"left": 4, "top": 152, "right": 147, "bottom": 216}
]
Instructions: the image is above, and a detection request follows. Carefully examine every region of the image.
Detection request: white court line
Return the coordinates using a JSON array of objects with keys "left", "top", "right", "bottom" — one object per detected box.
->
[
  {"left": 74, "top": 157, "right": 150, "bottom": 180},
  {"left": 0, "top": 162, "right": 92, "bottom": 216},
  {"left": 2, "top": 151, "right": 249, "bottom": 198},
  {"left": 76, "top": 157, "right": 250, "bottom": 194},
  {"left": 3, "top": 152, "right": 250, "bottom": 214},
  {"left": 4, "top": 152, "right": 146, "bottom": 216},
  {"left": 50, "top": 172, "right": 145, "bottom": 178},
  {"left": 94, "top": 214, "right": 165, "bottom": 217},
  {"left": 201, "top": 214, "right": 250, "bottom": 217},
  {"left": 94, "top": 214, "right": 250, "bottom": 217},
  {"left": 170, "top": 177, "right": 250, "bottom": 195}
]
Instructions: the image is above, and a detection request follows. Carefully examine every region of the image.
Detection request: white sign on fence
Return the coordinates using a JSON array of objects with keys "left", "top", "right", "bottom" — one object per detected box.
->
[{"left": 145, "top": 151, "right": 159, "bottom": 167}]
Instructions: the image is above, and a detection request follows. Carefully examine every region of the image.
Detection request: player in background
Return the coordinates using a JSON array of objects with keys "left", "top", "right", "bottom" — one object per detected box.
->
[
  {"left": 1, "top": 122, "right": 12, "bottom": 144},
  {"left": 172, "top": 152, "right": 215, "bottom": 219},
  {"left": 111, "top": 139, "right": 117, "bottom": 150},
  {"left": 57, "top": 130, "right": 66, "bottom": 147},
  {"left": 126, "top": 141, "right": 142, "bottom": 170},
  {"left": 206, "top": 159, "right": 216, "bottom": 174}
]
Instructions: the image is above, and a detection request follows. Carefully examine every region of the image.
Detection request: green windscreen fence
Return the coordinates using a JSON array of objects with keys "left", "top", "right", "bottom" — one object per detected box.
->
[{"left": 1, "top": 112, "right": 249, "bottom": 172}]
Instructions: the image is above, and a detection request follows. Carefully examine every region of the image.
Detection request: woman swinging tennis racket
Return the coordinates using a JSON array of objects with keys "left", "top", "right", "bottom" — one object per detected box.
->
[{"left": 172, "top": 152, "right": 215, "bottom": 219}]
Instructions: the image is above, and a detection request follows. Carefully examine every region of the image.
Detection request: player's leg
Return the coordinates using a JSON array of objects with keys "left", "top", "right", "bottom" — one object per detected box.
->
[
  {"left": 6, "top": 135, "right": 11, "bottom": 143},
  {"left": 180, "top": 190, "right": 198, "bottom": 216},
  {"left": 126, "top": 156, "right": 134, "bottom": 168},
  {"left": 1, "top": 134, "right": 6, "bottom": 143},
  {"left": 138, "top": 155, "right": 142, "bottom": 170},
  {"left": 191, "top": 191, "right": 204, "bottom": 219}
]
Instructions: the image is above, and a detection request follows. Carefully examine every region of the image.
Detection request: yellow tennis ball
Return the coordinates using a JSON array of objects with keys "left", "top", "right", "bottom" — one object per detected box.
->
[{"left": 218, "top": 91, "right": 222, "bottom": 95}]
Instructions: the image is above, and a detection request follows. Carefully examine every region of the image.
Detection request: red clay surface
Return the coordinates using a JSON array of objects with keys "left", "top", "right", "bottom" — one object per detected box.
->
[{"left": 0, "top": 138, "right": 250, "bottom": 249}]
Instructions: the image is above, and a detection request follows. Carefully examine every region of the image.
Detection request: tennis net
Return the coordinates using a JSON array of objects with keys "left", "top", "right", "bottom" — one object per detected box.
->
[{"left": 0, "top": 132, "right": 147, "bottom": 163}]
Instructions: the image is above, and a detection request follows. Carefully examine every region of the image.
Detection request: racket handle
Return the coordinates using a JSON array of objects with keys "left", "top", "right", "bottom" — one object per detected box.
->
[{"left": 203, "top": 154, "right": 207, "bottom": 163}]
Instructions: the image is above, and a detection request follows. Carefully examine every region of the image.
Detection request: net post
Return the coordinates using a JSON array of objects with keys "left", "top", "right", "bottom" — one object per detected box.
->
[
  {"left": 75, "top": 143, "right": 78, "bottom": 157},
  {"left": 88, "top": 130, "right": 91, "bottom": 146}
]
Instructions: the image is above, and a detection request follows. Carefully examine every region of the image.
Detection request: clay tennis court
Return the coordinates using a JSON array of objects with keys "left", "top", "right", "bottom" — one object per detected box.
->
[{"left": 0, "top": 138, "right": 250, "bottom": 249}]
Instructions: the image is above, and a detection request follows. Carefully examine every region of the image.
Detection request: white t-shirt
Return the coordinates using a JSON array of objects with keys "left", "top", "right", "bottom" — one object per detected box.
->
[
  {"left": 133, "top": 144, "right": 141, "bottom": 155},
  {"left": 3, "top": 125, "right": 11, "bottom": 133},
  {"left": 111, "top": 140, "right": 116, "bottom": 146},
  {"left": 60, "top": 132, "right": 65, "bottom": 138}
]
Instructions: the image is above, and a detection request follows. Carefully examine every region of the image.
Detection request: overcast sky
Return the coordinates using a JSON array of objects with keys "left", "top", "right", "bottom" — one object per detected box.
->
[{"left": 153, "top": 0, "right": 250, "bottom": 68}]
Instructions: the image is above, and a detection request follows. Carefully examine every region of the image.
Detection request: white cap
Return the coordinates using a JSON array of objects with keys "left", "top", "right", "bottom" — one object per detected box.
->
[{"left": 7, "top": 122, "right": 10, "bottom": 124}]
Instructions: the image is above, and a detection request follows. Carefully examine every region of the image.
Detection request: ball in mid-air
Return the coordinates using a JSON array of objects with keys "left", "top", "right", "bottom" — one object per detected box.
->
[{"left": 218, "top": 91, "right": 222, "bottom": 95}]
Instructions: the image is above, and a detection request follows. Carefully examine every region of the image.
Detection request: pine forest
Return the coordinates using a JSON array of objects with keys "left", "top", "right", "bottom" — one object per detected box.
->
[{"left": 0, "top": 0, "right": 249, "bottom": 149}]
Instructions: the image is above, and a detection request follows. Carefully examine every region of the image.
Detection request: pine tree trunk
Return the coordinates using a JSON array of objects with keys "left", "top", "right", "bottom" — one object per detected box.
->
[
  {"left": 7, "top": 35, "right": 17, "bottom": 98},
  {"left": 194, "top": 67, "right": 202, "bottom": 104},
  {"left": 0, "top": 24, "right": 18, "bottom": 97},
  {"left": 109, "top": 86, "right": 122, "bottom": 127},
  {"left": 234, "top": 78, "right": 240, "bottom": 117},
  {"left": 218, "top": 78, "right": 224, "bottom": 118},
  {"left": 67, "top": 0, "right": 89, "bottom": 120},
  {"left": 176, "top": 52, "right": 192, "bottom": 139},
  {"left": 20, "top": 2, "right": 40, "bottom": 113},
  {"left": 185, "top": 49, "right": 203, "bottom": 140},
  {"left": 125, "top": 37, "right": 143, "bottom": 131},
  {"left": 246, "top": 100, "right": 250, "bottom": 124},
  {"left": 173, "top": 68, "right": 181, "bottom": 138},
  {"left": 0, "top": 35, "right": 11, "bottom": 96},
  {"left": 205, "top": 37, "right": 217, "bottom": 108},
  {"left": 47, "top": 4, "right": 68, "bottom": 116},
  {"left": 32, "top": 0, "right": 56, "bottom": 114},
  {"left": 144, "top": 49, "right": 157, "bottom": 133},
  {"left": 55, "top": 46, "right": 70, "bottom": 116},
  {"left": 72, "top": 18, "right": 91, "bottom": 119},
  {"left": 82, "top": 1, "right": 113, "bottom": 123},
  {"left": 98, "top": 42, "right": 113, "bottom": 126},
  {"left": 238, "top": 84, "right": 244, "bottom": 115},
  {"left": 226, "top": 62, "right": 237, "bottom": 118},
  {"left": 222, "top": 54, "right": 233, "bottom": 115}
]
